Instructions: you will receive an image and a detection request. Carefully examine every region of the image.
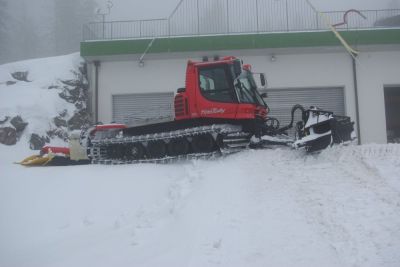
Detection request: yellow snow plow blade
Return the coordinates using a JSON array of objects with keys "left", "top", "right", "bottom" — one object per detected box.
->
[{"left": 17, "top": 154, "right": 54, "bottom": 166}]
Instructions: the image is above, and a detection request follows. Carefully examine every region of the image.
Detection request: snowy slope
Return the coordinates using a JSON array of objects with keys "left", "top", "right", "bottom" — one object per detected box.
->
[
  {"left": 0, "top": 53, "right": 83, "bottom": 146},
  {"left": 1, "top": 144, "right": 399, "bottom": 267}
]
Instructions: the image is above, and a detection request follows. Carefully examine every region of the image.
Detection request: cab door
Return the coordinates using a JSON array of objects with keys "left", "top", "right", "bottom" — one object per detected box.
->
[{"left": 195, "top": 64, "right": 239, "bottom": 119}]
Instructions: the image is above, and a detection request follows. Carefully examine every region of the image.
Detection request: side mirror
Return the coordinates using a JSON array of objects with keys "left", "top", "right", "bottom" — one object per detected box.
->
[
  {"left": 233, "top": 60, "right": 242, "bottom": 77},
  {"left": 260, "top": 73, "right": 266, "bottom": 87},
  {"left": 261, "top": 92, "right": 268, "bottom": 98}
]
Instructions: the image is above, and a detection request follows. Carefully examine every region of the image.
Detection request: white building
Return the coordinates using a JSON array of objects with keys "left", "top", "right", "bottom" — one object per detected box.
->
[{"left": 81, "top": 0, "right": 400, "bottom": 144}]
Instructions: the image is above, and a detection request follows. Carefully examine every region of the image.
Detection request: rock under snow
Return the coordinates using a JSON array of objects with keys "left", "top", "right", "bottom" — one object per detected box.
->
[
  {"left": 0, "top": 53, "right": 91, "bottom": 149},
  {"left": 0, "top": 116, "right": 9, "bottom": 124},
  {"left": 10, "top": 115, "right": 28, "bottom": 133},
  {"left": 53, "top": 116, "right": 67, "bottom": 128},
  {"left": 29, "top": 133, "right": 50, "bottom": 150},
  {"left": 11, "top": 71, "right": 31, "bottom": 82},
  {"left": 0, "top": 127, "right": 17, "bottom": 145}
]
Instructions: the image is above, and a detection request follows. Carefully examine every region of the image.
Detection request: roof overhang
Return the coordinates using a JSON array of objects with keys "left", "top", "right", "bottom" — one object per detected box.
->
[{"left": 81, "top": 28, "right": 400, "bottom": 60}]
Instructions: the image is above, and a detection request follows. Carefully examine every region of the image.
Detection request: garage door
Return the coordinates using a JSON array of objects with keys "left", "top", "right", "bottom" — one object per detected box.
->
[
  {"left": 261, "top": 87, "right": 345, "bottom": 133},
  {"left": 112, "top": 92, "right": 175, "bottom": 125}
]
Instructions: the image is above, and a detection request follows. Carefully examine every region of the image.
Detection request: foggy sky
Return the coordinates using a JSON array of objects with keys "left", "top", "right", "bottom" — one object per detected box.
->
[
  {"left": 1, "top": 0, "right": 399, "bottom": 64},
  {"left": 97, "top": 0, "right": 400, "bottom": 21}
]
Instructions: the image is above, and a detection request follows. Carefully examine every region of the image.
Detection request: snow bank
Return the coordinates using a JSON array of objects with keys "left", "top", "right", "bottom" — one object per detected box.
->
[
  {"left": 0, "top": 53, "right": 83, "bottom": 146},
  {"left": 1, "top": 144, "right": 399, "bottom": 267}
]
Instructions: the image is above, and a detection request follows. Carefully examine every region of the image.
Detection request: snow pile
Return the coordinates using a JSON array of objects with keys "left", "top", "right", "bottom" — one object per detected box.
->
[
  {"left": 1, "top": 144, "right": 399, "bottom": 267},
  {"left": 0, "top": 53, "right": 87, "bottom": 148}
]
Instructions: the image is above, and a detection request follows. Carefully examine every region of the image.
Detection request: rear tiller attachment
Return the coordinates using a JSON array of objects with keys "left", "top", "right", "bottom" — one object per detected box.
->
[{"left": 262, "top": 105, "right": 355, "bottom": 152}]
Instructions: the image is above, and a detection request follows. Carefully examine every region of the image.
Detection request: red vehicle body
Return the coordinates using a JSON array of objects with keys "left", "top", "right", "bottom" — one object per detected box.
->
[{"left": 174, "top": 56, "right": 268, "bottom": 122}]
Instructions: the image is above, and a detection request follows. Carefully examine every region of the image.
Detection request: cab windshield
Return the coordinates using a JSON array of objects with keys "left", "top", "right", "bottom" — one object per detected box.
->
[{"left": 234, "top": 70, "right": 265, "bottom": 106}]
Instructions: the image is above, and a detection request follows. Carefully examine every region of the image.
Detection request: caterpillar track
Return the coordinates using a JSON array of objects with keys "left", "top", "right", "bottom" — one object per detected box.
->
[{"left": 89, "top": 124, "right": 252, "bottom": 165}]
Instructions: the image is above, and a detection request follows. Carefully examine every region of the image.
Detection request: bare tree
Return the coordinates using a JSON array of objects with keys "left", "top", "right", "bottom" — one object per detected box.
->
[
  {"left": 388, "top": 0, "right": 400, "bottom": 9},
  {"left": 54, "top": 0, "right": 97, "bottom": 55},
  {"left": 0, "top": 0, "right": 43, "bottom": 63},
  {"left": 0, "top": 0, "right": 8, "bottom": 60},
  {"left": 19, "top": 2, "right": 40, "bottom": 60},
  {"left": 0, "top": 0, "right": 5, "bottom": 28}
]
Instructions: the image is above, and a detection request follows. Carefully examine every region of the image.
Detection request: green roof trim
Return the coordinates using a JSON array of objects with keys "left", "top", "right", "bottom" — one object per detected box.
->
[{"left": 80, "top": 29, "right": 400, "bottom": 57}]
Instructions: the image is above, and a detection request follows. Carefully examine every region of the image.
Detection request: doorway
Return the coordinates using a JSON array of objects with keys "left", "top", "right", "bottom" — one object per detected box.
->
[{"left": 384, "top": 87, "right": 400, "bottom": 143}]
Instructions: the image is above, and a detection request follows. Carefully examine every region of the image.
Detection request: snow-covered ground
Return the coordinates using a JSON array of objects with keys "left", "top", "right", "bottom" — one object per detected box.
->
[{"left": 1, "top": 143, "right": 399, "bottom": 267}]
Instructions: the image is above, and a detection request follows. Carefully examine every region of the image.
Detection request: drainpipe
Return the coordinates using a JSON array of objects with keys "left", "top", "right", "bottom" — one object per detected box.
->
[
  {"left": 351, "top": 54, "right": 361, "bottom": 145},
  {"left": 94, "top": 61, "right": 100, "bottom": 124}
]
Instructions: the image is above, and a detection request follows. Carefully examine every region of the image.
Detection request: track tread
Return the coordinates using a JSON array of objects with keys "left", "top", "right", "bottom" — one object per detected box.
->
[{"left": 90, "top": 124, "right": 251, "bottom": 164}]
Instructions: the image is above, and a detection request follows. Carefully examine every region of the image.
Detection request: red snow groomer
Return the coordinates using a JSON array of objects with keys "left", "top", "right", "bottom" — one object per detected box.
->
[{"left": 19, "top": 56, "right": 355, "bottom": 166}]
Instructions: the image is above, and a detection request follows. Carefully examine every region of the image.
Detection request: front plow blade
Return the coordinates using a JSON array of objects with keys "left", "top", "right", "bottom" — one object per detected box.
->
[
  {"left": 18, "top": 154, "right": 54, "bottom": 166},
  {"left": 18, "top": 154, "right": 91, "bottom": 166}
]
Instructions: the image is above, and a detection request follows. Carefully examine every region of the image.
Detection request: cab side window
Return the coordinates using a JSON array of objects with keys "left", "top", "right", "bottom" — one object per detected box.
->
[{"left": 199, "top": 67, "right": 235, "bottom": 102}]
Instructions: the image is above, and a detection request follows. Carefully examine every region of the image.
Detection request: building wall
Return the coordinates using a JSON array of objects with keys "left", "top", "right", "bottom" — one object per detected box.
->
[
  {"left": 91, "top": 48, "right": 400, "bottom": 144},
  {"left": 357, "top": 51, "right": 400, "bottom": 144},
  {"left": 96, "top": 58, "right": 187, "bottom": 124}
]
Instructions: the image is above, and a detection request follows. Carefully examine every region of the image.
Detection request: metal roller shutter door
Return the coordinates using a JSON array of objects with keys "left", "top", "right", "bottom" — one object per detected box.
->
[
  {"left": 112, "top": 92, "right": 175, "bottom": 125},
  {"left": 263, "top": 87, "right": 345, "bottom": 132}
]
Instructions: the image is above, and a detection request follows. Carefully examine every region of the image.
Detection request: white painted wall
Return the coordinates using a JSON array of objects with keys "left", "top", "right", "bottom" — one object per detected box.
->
[
  {"left": 92, "top": 48, "right": 400, "bottom": 144},
  {"left": 356, "top": 51, "right": 400, "bottom": 144},
  {"left": 96, "top": 58, "right": 187, "bottom": 124},
  {"left": 238, "top": 52, "right": 356, "bottom": 120}
]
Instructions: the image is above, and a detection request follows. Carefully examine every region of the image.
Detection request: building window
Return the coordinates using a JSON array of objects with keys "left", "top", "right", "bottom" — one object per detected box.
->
[{"left": 384, "top": 86, "right": 400, "bottom": 143}]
